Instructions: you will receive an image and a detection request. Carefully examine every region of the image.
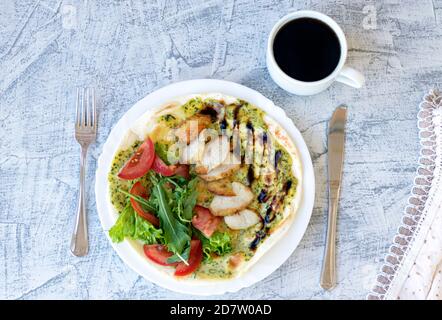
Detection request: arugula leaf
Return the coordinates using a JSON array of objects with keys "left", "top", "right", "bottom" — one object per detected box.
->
[
  {"left": 182, "top": 178, "right": 198, "bottom": 221},
  {"left": 166, "top": 244, "right": 191, "bottom": 264},
  {"left": 113, "top": 173, "right": 198, "bottom": 265},
  {"left": 109, "top": 203, "right": 163, "bottom": 244},
  {"left": 165, "top": 176, "right": 198, "bottom": 223},
  {"left": 117, "top": 188, "right": 156, "bottom": 213},
  {"left": 151, "top": 181, "right": 191, "bottom": 261}
]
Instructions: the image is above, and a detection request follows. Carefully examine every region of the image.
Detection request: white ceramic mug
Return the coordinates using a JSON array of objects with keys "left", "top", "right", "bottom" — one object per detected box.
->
[{"left": 266, "top": 10, "right": 365, "bottom": 96}]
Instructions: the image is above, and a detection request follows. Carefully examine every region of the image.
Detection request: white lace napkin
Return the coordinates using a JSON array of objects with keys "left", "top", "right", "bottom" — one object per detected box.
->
[{"left": 368, "top": 89, "right": 442, "bottom": 300}]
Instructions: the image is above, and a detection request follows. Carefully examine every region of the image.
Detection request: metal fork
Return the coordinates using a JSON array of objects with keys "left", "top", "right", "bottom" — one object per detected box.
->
[{"left": 71, "top": 88, "right": 97, "bottom": 257}]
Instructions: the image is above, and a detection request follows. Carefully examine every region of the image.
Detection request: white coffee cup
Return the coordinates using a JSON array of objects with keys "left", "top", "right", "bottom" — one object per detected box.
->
[{"left": 266, "top": 10, "right": 365, "bottom": 96}]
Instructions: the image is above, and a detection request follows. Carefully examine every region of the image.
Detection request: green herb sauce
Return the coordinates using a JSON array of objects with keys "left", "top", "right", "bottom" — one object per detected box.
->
[
  {"left": 158, "top": 114, "right": 180, "bottom": 128},
  {"left": 108, "top": 141, "right": 151, "bottom": 213}
]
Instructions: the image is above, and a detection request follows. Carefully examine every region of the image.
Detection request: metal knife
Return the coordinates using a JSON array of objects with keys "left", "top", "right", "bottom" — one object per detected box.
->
[{"left": 320, "top": 106, "right": 347, "bottom": 290}]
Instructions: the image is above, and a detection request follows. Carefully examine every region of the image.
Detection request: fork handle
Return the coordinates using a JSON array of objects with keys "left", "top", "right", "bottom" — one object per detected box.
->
[{"left": 71, "top": 146, "right": 89, "bottom": 256}]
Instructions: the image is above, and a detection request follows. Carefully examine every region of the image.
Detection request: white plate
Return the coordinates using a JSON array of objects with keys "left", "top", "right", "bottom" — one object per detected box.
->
[{"left": 95, "top": 79, "right": 315, "bottom": 296}]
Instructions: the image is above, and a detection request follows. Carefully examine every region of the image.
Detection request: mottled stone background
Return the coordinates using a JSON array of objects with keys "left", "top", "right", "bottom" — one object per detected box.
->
[{"left": 0, "top": 0, "right": 441, "bottom": 299}]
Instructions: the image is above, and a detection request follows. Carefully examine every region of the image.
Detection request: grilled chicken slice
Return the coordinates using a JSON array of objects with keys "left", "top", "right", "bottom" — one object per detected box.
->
[
  {"left": 179, "top": 134, "right": 205, "bottom": 164},
  {"left": 199, "top": 153, "right": 241, "bottom": 181},
  {"left": 175, "top": 114, "right": 211, "bottom": 144},
  {"left": 224, "top": 209, "right": 261, "bottom": 230},
  {"left": 206, "top": 179, "right": 235, "bottom": 196},
  {"left": 209, "top": 182, "right": 254, "bottom": 216},
  {"left": 194, "top": 165, "right": 209, "bottom": 175},
  {"left": 195, "top": 135, "right": 229, "bottom": 174}
]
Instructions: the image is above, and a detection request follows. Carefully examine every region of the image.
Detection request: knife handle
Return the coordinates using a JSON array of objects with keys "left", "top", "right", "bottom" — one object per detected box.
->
[{"left": 320, "top": 180, "right": 341, "bottom": 289}]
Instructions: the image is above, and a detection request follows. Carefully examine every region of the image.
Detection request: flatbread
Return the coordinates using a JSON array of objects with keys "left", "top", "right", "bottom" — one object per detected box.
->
[{"left": 109, "top": 93, "right": 302, "bottom": 281}]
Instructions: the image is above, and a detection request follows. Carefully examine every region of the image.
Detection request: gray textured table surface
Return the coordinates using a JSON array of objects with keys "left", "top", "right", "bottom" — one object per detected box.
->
[{"left": 1, "top": 0, "right": 441, "bottom": 300}]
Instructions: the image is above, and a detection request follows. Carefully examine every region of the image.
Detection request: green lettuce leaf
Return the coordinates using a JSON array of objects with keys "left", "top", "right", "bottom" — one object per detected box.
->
[
  {"left": 133, "top": 214, "right": 164, "bottom": 244},
  {"left": 109, "top": 203, "right": 163, "bottom": 244},
  {"left": 109, "top": 204, "right": 135, "bottom": 243},
  {"left": 194, "top": 230, "right": 232, "bottom": 259}
]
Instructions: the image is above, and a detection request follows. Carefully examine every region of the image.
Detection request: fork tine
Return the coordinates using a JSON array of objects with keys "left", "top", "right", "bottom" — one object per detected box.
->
[
  {"left": 84, "top": 88, "right": 89, "bottom": 127},
  {"left": 91, "top": 88, "right": 96, "bottom": 128},
  {"left": 86, "top": 88, "right": 90, "bottom": 127},
  {"left": 76, "top": 88, "right": 81, "bottom": 126},
  {"left": 75, "top": 87, "right": 97, "bottom": 130}
]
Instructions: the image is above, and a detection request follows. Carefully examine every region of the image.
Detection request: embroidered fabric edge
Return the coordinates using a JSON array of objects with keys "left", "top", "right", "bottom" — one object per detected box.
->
[{"left": 367, "top": 89, "right": 442, "bottom": 300}]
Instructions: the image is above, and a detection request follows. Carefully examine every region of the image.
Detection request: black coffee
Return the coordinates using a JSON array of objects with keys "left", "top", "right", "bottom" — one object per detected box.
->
[{"left": 273, "top": 17, "right": 341, "bottom": 82}]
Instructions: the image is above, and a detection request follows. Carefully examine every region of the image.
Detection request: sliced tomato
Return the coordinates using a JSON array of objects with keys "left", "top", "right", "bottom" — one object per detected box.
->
[
  {"left": 151, "top": 155, "right": 177, "bottom": 176},
  {"left": 118, "top": 137, "right": 155, "bottom": 180},
  {"left": 143, "top": 244, "right": 177, "bottom": 266},
  {"left": 174, "top": 240, "right": 203, "bottom": 276},
  {"left": 174, "top": 164, "right": 190, "bottom": 179},
  {"left": 129, "top": 182, "right": 159, "bottom": 227},
  {"left": 192, "top": 205, "right": 221, "bottom": 238}
]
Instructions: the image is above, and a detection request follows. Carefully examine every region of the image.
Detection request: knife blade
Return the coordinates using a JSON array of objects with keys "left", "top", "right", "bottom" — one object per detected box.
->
[{"left": 320, "top": 106, "right": 347, "bottom": 290}]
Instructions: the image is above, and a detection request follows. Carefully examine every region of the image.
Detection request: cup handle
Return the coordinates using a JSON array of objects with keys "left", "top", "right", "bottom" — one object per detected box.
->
[{"left": 336, "top": 66, "right": 365, "bottom": 88}]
